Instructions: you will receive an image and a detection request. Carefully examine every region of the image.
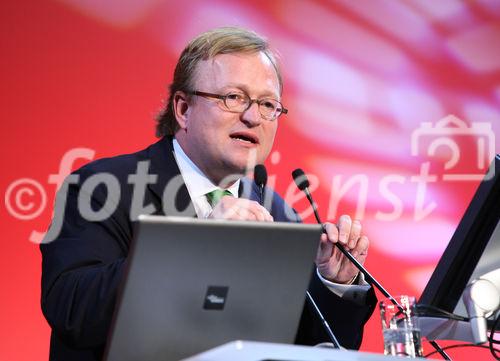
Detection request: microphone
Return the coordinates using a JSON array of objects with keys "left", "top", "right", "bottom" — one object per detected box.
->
[
  {"left": 291, "top": 169, "right": 322, "bottom": 225},
  {"left": 291, "top": 168, "right": 401, "bottom": 308},
  {"left": 254, "top": 164, "right": 267, "bottom": 206}
]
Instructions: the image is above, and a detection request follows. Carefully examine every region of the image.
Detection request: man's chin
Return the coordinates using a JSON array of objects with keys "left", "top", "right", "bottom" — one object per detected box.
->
[{"left": 241, "top": 147, "right": 264, "bottom": 167}]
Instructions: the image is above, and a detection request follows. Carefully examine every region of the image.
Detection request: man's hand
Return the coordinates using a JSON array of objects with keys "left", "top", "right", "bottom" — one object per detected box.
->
[
  {"left": 208, "top": 196, "right": 273, "bottom": 221},
  {"left": 316, "top": 215, "right": 369, "bottom": 284}
]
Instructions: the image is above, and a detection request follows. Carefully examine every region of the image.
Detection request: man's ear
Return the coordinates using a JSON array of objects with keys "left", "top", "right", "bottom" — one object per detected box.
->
[{"left": 173, "top": 91, "right": 190, "bottom": 130}]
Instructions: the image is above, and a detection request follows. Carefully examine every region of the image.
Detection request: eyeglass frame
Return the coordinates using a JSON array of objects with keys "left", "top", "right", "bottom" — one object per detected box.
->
[{"left": 184, "top": 90, "right": 288, "bottom": 120}]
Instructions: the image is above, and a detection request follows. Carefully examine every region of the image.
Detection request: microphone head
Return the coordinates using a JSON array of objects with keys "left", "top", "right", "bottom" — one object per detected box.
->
[
  {"left": 292, "top": 168, "right": 310, "bottom": 190},
  {"left": 254, "top": 164, "right": 268, "bottom": 188}
]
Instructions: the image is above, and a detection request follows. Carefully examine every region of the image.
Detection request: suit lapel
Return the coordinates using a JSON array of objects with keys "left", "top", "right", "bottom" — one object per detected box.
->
[
  {"left": 239, "top": 177, "right": 260, "bottom": 202},
  {"left": 147, "top": 136, "right": 196, "bottom": 217}
]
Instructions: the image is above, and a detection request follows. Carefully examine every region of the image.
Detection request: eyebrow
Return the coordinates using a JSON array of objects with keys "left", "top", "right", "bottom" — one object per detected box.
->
[{"left": 220, "top": 84, "right": 280, "bottom": 99}]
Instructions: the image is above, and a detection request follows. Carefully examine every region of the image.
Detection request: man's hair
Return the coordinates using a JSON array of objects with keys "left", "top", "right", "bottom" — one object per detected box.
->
[{"left": 155, "top": 26, "right": 283, "bottom": 137}]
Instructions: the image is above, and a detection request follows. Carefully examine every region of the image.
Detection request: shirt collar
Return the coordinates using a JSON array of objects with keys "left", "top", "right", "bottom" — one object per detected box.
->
[{"left": 172, "top": 138, "right": 240, "bottom": 199}]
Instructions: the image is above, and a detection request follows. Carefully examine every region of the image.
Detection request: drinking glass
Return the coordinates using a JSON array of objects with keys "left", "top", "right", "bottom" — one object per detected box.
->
[{"left": 379, "top": 295, "right": 423, "bottom": 358}]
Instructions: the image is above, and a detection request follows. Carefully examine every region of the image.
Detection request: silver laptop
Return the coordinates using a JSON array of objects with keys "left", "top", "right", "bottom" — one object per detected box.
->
[{"left": 104, "top": 216, "right": 322, "bottom": 361}]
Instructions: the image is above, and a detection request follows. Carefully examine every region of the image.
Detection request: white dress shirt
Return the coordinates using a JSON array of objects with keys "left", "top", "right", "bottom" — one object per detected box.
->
[
  {"left": 172, "top": 138, "right": 370, "bottom": 301},
  {"left": 172, "top": 139, "right": 239, "bottom": 218}
]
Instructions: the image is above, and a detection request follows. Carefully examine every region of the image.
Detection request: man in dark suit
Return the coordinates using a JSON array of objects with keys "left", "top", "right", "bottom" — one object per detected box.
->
[{"left": 41, "top": 27, "right": 376, "bottom": 361}]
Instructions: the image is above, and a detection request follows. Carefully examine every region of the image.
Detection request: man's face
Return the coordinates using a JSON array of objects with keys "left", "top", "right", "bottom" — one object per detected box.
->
[{"left": 175, "top": 51, "right": 281, "bottom": 184}]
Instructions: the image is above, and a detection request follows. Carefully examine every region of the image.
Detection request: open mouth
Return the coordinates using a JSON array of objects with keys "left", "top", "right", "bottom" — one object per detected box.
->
[{"left": 230, "top": 132, "right": 259, "bottom": 144}]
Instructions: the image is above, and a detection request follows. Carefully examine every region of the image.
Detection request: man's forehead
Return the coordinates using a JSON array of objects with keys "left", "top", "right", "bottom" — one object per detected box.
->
[{"left": 193, "top": 52, "right": 280, "bottom": 94}]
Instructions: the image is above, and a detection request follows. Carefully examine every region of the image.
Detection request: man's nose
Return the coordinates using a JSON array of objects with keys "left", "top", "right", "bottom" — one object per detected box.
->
[{"left": 241, "top": 101, "right": 263, "bottom": 127}]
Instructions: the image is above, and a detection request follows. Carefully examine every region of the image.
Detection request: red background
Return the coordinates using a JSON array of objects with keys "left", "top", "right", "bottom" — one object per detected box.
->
[{"left": 1, "top": 0, "right": 499, "bottom": 360}]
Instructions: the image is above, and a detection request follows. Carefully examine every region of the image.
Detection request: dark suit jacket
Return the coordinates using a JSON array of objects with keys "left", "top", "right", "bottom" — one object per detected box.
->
[{"left": 40, "top": 136, "right": 376, "bottom": 361}]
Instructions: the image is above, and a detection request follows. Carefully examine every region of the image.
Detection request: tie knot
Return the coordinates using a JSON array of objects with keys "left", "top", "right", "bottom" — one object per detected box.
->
[{"left": 205, "top": 189, "right": 233, "bottom": 207}]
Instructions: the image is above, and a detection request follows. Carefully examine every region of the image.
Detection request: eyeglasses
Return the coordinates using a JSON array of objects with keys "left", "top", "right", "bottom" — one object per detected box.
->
[{"left": 187, "top": 90, "right": 288, "bottom": 120}]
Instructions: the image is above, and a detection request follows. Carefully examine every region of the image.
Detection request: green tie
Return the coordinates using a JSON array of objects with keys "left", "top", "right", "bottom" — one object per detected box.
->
[{"left": 205, "top": 189, "right": 233, "bottom": 207}]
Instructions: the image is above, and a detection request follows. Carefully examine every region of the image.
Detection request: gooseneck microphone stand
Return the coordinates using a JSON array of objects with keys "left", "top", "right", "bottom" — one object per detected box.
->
[
  {"left": 254, "top": 165, "right": 341, "bottom": 349},
  {"left": 291, "top": 168, "right": 451, "bottom": 360}
]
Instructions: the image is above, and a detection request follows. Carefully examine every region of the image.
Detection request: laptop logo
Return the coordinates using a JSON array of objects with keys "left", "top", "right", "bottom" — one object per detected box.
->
[{"left": 203, "top": 286, "right": 229, "bottom": 310}]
